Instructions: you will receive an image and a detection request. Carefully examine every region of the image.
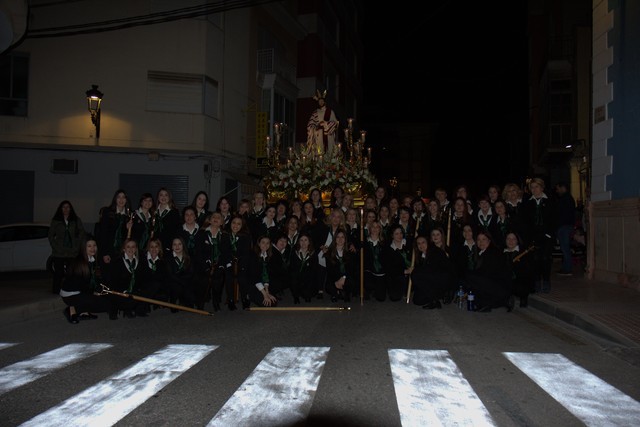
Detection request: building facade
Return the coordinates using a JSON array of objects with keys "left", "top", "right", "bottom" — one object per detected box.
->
[{"left": 0, "top": 0, "right": 364, "bottom": 230}]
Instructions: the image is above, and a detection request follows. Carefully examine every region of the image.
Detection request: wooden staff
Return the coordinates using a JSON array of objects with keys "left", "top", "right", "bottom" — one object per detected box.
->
[
  {"left": 359, "top": 207, "right": 365, "bottom": 306},
  {"left": 99, "top": 284, "right": 213, "bottom": 316},
  {"left": 149, "top": 214, "right": 156, "bottom": 240},
  {"left": 248, "top": 306, "right": 350, "bottom": 311},
  {"left": 126, "top": 209, "right": 133, "bottom": 239},
  {"left": 446, "top": 206, "right": 452, "bottom": 247},
  {"left": 513, "top": 245, "right": 535, "bottom": 263},
  {"left": 232, "top": 257, "right": 240, "bottom": 303},
  {"left": 405, "top": 216, "right": 421, "bottom": 304}
]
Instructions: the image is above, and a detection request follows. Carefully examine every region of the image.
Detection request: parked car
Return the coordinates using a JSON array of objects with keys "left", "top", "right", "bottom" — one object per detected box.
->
[{"left": 0, "top": 223, "right": 52, "bottom": 272}]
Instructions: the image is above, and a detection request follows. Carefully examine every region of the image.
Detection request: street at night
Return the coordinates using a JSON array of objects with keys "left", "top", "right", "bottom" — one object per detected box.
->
[{"left": 2, "top": 293, "right": 640, "bottom": 426}]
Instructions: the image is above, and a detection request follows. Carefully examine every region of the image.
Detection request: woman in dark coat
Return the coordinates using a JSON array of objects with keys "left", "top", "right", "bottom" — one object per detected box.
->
[
  {"left": 194, "top": 212, "right": 225, "bottom": 311},
  {"left": 154, "top": 187, "right": 181, "bottom": 253},
  {"left": 503, "top": 232, "right": 535, "bottom": 308},
  {"left": 137, "top": 238, "right": 168, "bottom": 315},
  {"left": 411, "top": 229, "right": 457, "bottom": 309},
  {"left": 107, "top": 238, "right": 141, "bottom": 319},
  {"left": 381, "top": 224, "right": 412, "bottom": 302},
  {"left": 220, "top": 215, "right": 253, "bottom": 310},
  {"left": 363, "top": 221, "right": 388, "bottom": 301},
  {"left": 289, "top": 232, "right": 319, "bottom": 303},
  {"left": 325, "top": 229, "right": 355, "bottom": 302},
  {"left": 60, "top": 235, "right": 111, "bottom": 323},
  {"left": 49, "top": 200, "right": 86, "bottom": 294},
  {"left": 247, "top": 235, "right": 279, "bottom": 307},
  {"left": 165, "top": 236, "right": 196, "bottom": 310},
  {"left": 464, "top": 230, "right": 513, "bottom": 312},
  {"left": 97, "top": 189, "right": 132, "bottom": 266}
]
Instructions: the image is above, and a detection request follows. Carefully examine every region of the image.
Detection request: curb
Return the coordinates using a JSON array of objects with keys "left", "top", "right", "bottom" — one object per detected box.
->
[
  {"left": 529, "top": 295, "right": 637, "bottom": 347},
  {"left": 0, "top": 297, "right": 65, "bottom": 326}
]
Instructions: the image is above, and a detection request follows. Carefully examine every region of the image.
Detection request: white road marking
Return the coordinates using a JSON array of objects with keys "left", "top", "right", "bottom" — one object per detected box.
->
[
  {"left": 20, "top": 344, "right": 216, "bottom": 427},
  {"left": 0, "top": 342, "right": 18, "bottom": 350},
  {"left": 504, "top": 352, "right": 640, "bottom": 427},
  {"left": 208, "top": 346, "right": 330, "bottom": 427},
  {"left": 389, "top": 349, "right": 496, "bottom": 427},
  {"left": 0, "top": 343, "right": 111, "bottom": 395}
]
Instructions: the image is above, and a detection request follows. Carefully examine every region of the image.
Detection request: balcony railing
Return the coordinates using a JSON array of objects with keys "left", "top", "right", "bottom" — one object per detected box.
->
[{"left": 257, "top": 49, "right": 296, "bottom": 81}]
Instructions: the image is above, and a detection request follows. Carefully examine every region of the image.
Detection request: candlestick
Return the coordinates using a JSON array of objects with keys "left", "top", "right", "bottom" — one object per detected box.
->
[
  {"left": 348, "top": 118, "right": 353, "bottom": 129},
  {"left": 367, "top": 147, "right": 372, "bottom": 159},
  {"left": 288, "top": 147, "right": 293, "bottom": 159},
  {"left": 360, "top": 130, "right": 366, "bottom": 143}
]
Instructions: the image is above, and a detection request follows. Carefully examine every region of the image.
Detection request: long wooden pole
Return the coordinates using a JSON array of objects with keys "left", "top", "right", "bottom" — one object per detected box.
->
[
  {"left": 102, "top": 287, "right": 214, "bottom": 316},
  {"left": 446, "top": 206, "right": 452, "bottom": 247},
  {"left": 359, "top": 207, "right": 365, "bottom": 306},
  {"left": 405, "top": 216, "right": 421, "bottom": 304},
  {"left": 248, "top": 306, "right": 350, "bottom": 311}
]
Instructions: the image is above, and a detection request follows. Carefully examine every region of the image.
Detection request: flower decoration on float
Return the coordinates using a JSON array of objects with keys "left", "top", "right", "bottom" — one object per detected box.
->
[{"left": 263, "top": 119, "right": 377, "bottom": 202}]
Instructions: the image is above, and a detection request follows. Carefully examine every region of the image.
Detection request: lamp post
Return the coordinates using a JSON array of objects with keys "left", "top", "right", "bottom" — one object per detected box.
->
[{"left": 85, "top": 85, "right": 103, "bottom": 140}]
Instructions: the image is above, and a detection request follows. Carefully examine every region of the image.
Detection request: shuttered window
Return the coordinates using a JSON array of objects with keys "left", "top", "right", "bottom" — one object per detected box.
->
[{"left": 146, "top": 71, "right": 218, "bottom": 118}]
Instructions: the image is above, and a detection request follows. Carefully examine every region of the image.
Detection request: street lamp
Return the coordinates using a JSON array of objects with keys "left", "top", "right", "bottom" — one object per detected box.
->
[{"left": 85, "top": 84, "right": 103, "bottom": 139}]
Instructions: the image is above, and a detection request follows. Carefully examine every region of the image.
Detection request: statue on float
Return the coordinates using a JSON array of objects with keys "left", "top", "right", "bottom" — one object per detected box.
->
[{"left": 306, "top": 89, "right": 338, "bottom": 155}]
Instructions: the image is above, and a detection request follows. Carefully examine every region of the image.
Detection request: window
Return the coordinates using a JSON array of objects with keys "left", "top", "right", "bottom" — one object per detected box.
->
[
  {"left": 0, "top": 53, "right": 29, "bottom": 116},
  {"left": 273, "top": 92, "right": 295, "bottom": 148},
  {"left": 146, "top": 71, "right": 218, "bottom": 118}
]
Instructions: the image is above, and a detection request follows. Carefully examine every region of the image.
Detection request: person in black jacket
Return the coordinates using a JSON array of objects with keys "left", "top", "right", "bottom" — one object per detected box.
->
[
  {"left": 554, "top": 182, "right": 576, "bottom": 276},
  {"left": 194, "top": 212, "right": 225, "bottom": 311},
  {"left": 154, "top": 187, "right": 181, "bottom": 253},
  {"left": 220, "top": 215, "right": 253, "bottom": 310},
  {"left": 503, "top": 232, "right": 535, "bottom": 308},
  {"left": 411, "top": 233, "right": 456, "bottom": 309},
  {"left": 97, "top": 189, "right": 132, "bottom": 266},
  {"left": 165, "top": 236, "right": 196, "bottom": 310},
  {"left": 247, "top": 235, "right": 279, "bottom": 307},
  {"left": 289, "top": 232, "right": 319, "bottom": 303},
  {"left": 522, "top": 178, "right": 557, "bottom": 293},
  {"left": 325, "top": 229, "right": 355, "bottom": 302},
  {"left": 60, "top": 235, "right": 111, "bottom": 323},
  {"left": 107, "top": 238, "right": 141, "bottom": 319},
  {"left": 382, "top": 224, "right": 412, "bottom": 302},
  {"left": 363, "top": 221, "right": 388, "bottom": 301},
  {"left": 465, "top": 230, "right": 513, "bottom": 312},
  {"left": 137, "top": 238, "right": 168, "bottom": 315}
]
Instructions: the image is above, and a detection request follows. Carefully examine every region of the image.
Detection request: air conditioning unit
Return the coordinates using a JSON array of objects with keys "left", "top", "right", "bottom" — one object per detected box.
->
[{"left": 51, "top": 159, "right": 78, "bottom": 174}]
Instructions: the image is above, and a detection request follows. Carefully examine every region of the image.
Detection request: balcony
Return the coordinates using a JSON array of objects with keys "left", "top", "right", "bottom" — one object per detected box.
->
[{"left": 257, "top": 49, "right": 296, "bottom": 82}]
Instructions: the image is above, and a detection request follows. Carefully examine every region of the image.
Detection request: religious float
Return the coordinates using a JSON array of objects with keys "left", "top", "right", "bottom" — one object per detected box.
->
[{"left": 263, "top": 119, "right": 378, "bottom": 205}]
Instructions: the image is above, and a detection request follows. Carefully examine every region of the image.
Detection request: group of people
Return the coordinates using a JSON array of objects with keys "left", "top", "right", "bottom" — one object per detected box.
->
[{"left": 50, "top": 177, "right": 579, "bottom": 324}]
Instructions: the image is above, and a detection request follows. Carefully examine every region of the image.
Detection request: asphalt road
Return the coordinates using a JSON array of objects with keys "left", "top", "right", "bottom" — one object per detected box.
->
[{"left": 1, "top": 297, "right": 639, "bottom": 426}]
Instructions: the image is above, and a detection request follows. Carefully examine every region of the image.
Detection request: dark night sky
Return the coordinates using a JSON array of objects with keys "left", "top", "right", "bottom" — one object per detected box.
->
[{"left": 360, "top": 2, "right": 530, "bottom": 197}]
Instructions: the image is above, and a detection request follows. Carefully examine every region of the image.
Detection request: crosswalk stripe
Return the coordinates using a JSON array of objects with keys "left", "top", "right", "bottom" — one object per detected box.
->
[
  {"left": 208, "top": 346, "right": 330, "bottom": 427},
  {"left": 0, "top": 342, "right": 18, "bottom": 350},
  {"left": 20, "top": 344, "right": 217, "bottom": 427},
  {"left": 389, "top": 349, "right": 496, "bottom": 427},
  {"left": 0, "top": 343, "right": 112, "bottom": 396},
  {"left": 504, "top": 352, "right": 640, "bottom": 426}
]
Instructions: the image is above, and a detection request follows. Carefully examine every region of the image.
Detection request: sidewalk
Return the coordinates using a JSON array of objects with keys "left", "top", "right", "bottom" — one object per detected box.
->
[{"left": 1, "top": 267, "right": 639, "bottom": 347}]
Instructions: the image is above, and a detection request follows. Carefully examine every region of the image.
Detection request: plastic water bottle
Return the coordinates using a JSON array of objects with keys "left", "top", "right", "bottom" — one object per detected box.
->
[
  {"left": 457, "top": 286, "right": 464, "bottom": 309},
  {"left": 467, "top": 291, "right": 475, "bottom": 311}
]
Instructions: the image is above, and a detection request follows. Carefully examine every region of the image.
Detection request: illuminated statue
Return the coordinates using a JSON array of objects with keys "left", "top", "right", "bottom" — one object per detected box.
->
[{"left": 306, "top": 90, "right": 338, "bottom": 155}]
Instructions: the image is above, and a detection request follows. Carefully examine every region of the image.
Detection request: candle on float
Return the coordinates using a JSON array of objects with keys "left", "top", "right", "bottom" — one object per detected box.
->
[
  {"left": 287, "top": 159, "right": 292, "bottom": 167},
  {"left": 288, "top": 147, "right": 293, "bottom": 158},
  {"left": 367, "top": 147, "right": 372, "bottom": 159},
  {"left": 302, "top": 155, "right": 307, "bottom": 165},
  {"left": 348, "top": 118, "right": 353, "bottom": 129},
  {"left": 360, "top": 131, "right": 366, "bottom": 143},
  {"left": 266, "top": 135, "right": 271, "bottom": 147}
]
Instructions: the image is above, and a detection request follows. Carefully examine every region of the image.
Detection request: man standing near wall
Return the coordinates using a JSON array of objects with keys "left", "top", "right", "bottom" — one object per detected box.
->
[{"left": 555, "top": 182, "right": 576, "bottom": 276}]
